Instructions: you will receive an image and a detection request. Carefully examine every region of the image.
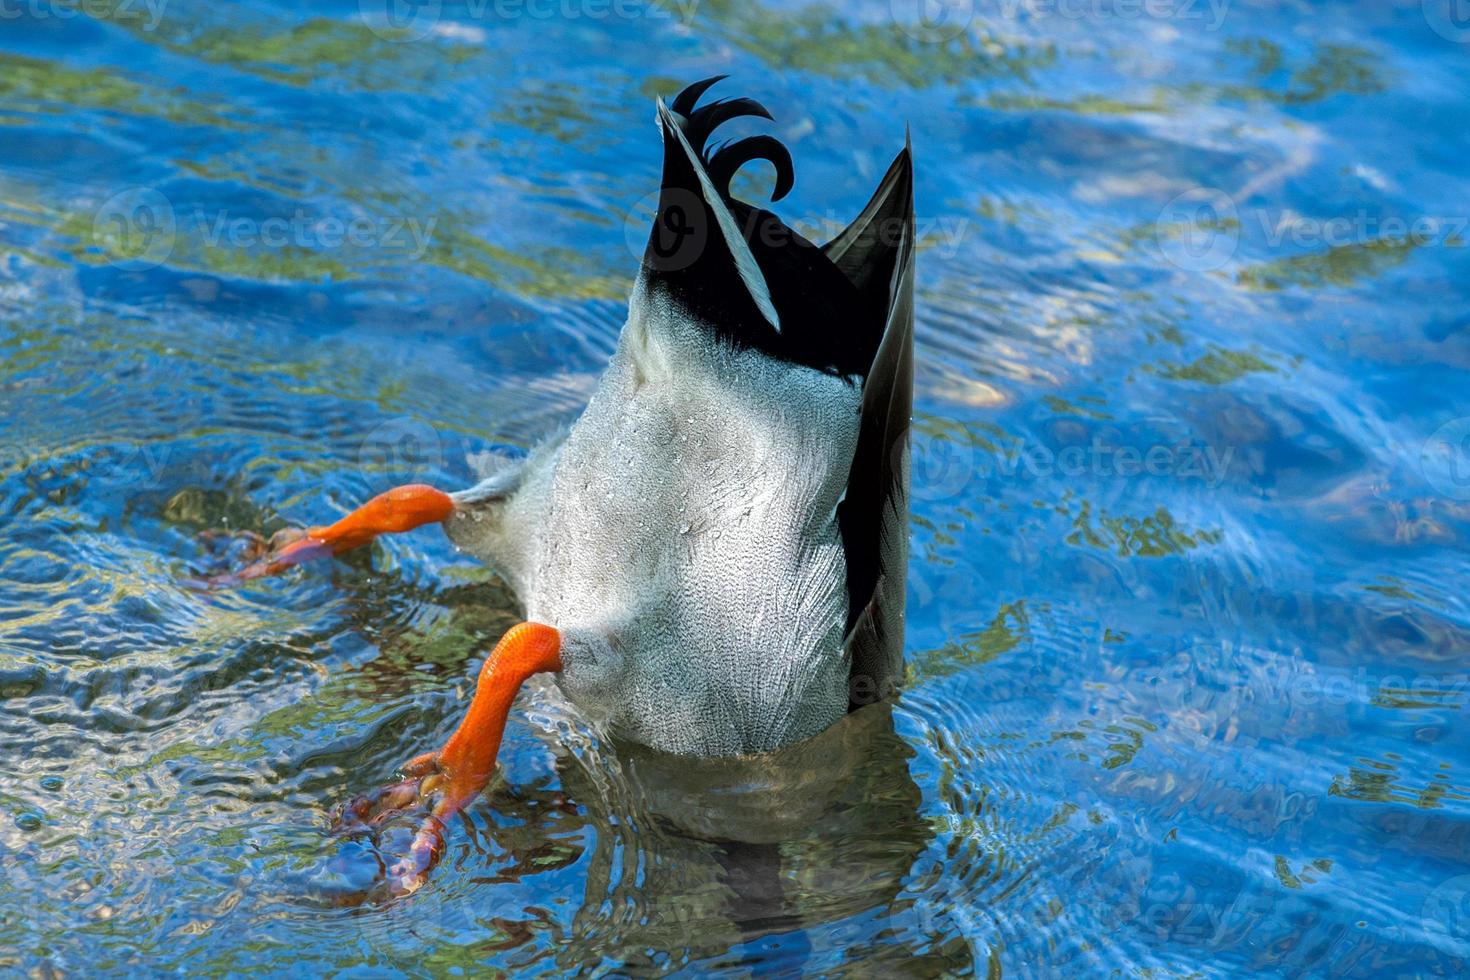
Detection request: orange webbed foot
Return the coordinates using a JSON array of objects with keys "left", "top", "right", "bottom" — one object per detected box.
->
[
  {"left": 331, "top": 752, "right": 476, "bottom": 896},
  {"left": 329, "top": 623, "right": 563, "bottom": 897},
  {"left": 200, "top": 484, "right": 454, "bottom": 587}
]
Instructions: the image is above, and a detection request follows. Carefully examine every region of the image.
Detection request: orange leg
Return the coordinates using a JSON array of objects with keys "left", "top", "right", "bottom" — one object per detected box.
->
[
  {"left": 340, "top": 622, "right": 563, "bottom": 895},
  {"left": 211, "top": 483, "right": 454, "bottom": 585}
]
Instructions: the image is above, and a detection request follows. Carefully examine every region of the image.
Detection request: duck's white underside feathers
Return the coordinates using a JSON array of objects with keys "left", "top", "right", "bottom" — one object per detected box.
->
[{"left": 449, "top": 289, "right": 860, "bottom": 755}]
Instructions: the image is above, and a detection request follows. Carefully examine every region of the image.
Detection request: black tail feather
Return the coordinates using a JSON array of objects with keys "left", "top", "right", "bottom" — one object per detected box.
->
[
  {"left": 684, "top": 97, "right": 775, "bottom": 155},
  {"left": 642, "top": 78, "right": 897, "bottom": 379},
  {"left": 707, "top": 135, "right": 794, "bottom": 203},
  {"left": 670, "top": 74, "right": 728, "bottom": 117}
]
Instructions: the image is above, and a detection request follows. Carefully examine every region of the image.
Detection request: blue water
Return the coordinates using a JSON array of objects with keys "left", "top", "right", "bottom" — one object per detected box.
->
[{"left": 3, "top": 1, "right": 1470, "bottom": 975}]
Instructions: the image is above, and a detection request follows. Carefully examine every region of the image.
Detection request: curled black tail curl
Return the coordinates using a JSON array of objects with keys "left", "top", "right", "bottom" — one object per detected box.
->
[{"left": 669, "top": 76, "right": 795, "bottom": 204}]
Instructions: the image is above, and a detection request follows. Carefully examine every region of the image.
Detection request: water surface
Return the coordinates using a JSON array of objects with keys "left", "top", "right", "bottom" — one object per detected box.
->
[{"left": 2, "top": 1, "right": 1469, "bottom": 975}]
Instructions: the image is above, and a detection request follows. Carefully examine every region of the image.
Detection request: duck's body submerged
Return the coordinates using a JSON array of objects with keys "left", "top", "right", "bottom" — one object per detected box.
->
[{"left": 228, "top": 78, "right": 915, "bottom": 892}]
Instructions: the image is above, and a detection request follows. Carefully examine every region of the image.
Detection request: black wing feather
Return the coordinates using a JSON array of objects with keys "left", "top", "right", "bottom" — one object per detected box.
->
[{"left": 831, "top": 145, "right": 916, "bottom": 710}]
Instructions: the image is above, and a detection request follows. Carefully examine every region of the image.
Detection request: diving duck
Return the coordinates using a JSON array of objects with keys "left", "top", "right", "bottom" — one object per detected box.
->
[{"left": 225, "top": 77, "right": 916, "bottom": 892}]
